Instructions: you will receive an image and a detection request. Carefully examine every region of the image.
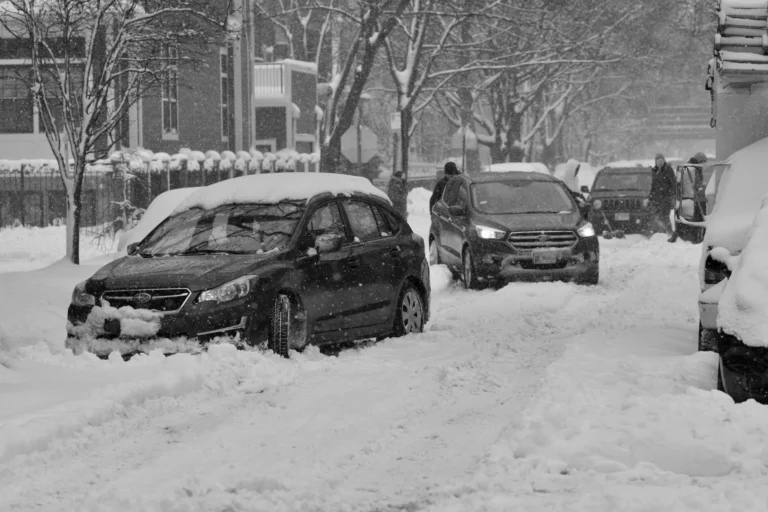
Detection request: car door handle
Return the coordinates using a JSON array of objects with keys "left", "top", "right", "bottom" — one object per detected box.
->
[{"left": 346, "top": 256, "right": 360, "bottom": 269}]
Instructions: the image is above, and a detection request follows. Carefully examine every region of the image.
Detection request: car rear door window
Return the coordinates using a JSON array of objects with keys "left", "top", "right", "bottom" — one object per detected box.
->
[
  {"left": 342, "top": 201, "right": 381, "bottom": 242},
  {"left": 372, "top": 205, "right": 396, "bottom": 237}
]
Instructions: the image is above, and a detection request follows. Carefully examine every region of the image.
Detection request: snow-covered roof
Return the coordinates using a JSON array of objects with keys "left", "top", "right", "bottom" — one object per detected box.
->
[
  {"left": 718, "top": 195, "right": 768, "bottom": 346},
  {"left": 714, "top": 1, "right": 768, "bottom": 75},
  {"left": 483, "top": 162, "right": 551, "bottom": 175},
  {"left": 704, "top": 135, "right": 768, "bottom": 252},
  {"left": 603, "top": 159, "right": 655, "bottom": 169},
  {"left": 173, "top": 173, "right": 390, "bottom": 214}
]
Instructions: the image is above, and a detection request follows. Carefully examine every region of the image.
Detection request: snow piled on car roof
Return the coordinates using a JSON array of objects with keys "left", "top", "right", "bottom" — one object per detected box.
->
[
  {"left": 173, "top": 173, "right": 390, "bottom": 214},
  {"left": 483, "top": 162, "right": 551, "bottom": 175},
  {"left": 718, "top": 196, "right": 768, "bottom": 347},
  {"left": 704, "top": 135, "right": 768, "bottom": 252}
]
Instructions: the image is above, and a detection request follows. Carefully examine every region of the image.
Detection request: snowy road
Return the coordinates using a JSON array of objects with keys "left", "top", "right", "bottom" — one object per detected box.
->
[{"left": 0, "top": 227, "right": 707, "bottom": 511}]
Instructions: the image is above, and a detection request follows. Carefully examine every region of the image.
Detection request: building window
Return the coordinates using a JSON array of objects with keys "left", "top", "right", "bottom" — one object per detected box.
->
[
  {"left": 0, "top": 67, "right": 33, "bottom": 134},
  {"left": 220, "top": 47, "right": 229, "bottom": 142},
  {"left": 161, "top": 45, "right": 179, "bottom": 139}
]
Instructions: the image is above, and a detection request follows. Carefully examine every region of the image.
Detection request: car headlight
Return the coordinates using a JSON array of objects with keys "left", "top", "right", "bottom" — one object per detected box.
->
[
  {"left": 577, "top": 222, "right": 596, "bottom": 238},
  {"left": 71, "top": 281, "right": 96, "bottom": 307},
  {"left": 475, "top": 225, "right": 506, "bottom": 240},
  {"left": 197, "top": 275, "right": 259, "bottom": 304},
  {"left": 592, "top": 199, "right": 602, "bottom": 210}
]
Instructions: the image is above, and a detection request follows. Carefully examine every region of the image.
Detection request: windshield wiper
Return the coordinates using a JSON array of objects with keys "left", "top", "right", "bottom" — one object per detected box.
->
[
  {"left": 177, "top": 248, "right": 252, "bottom": 255},
  {"left": 512, "top": 210, "right": 574, "bottom": 214}
]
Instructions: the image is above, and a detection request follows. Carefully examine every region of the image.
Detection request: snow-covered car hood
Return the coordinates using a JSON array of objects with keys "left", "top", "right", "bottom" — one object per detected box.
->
[
  {"left": 473, "top": 211, "right": 583, "bottom": 232},
  {"left": 87, "top": 252, "right": 281, "bottom": 291}
]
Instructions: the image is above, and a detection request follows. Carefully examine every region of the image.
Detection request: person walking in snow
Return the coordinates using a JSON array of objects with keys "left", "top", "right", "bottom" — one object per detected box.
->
[
  {"left": 649, "top": 153, "right": 677, "bottom": 242},
  {"left": 387, "top": 170, "right": 408, "bottom": 219},
  {"left": 430, "top": 161, "right": 461, "bottom": 212}
]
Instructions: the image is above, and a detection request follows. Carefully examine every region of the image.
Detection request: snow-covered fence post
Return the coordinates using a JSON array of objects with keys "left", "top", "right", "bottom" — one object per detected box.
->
[
  {"left": 236, "top": 150, "right": 251, "bottom": 177},
  {"left": 190, "top": 151, "right": 205, "bottom": 185},
  {"left": 221, "top": 150, "right": 236, "bottom": 180},
  {"left": 204, "top": 151, "right": 221, "bottom": 185},
  {"left": 249, "top": 149, "right": 263, "bottom": 175},
  {"left": 19, "top": 163, "right": 27, "bottom": 226}
]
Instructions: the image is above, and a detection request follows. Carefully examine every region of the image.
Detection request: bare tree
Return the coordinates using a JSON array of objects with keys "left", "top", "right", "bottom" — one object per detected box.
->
[
  {"left": 258, "top": 0, "right": 410, "bottom": 172},
  {"left": 0, "top": 0, "right": 230, "bottom": 263}
]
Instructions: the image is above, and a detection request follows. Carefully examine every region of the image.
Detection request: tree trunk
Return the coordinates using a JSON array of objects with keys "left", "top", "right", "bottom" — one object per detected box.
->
[
  {"left": 399, "top": 107, "right": 412, "bottom": 180},
  {"left": 65, "top": 164, "right": 85, "bottom": 264},
  {"left": 320, "top": 140, "right": 342, "bottom": 173}
]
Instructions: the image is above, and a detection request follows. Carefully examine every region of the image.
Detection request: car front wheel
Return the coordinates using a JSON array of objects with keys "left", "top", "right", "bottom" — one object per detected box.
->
[
  {"left": 462, "top": 248, "right": 481, "bottom": 290},
  {"left": 394, "top": 284, "right": 425, "bottom": 336},
  {"left": 269, "top": 294, "right": 291, "bottom": 358}
]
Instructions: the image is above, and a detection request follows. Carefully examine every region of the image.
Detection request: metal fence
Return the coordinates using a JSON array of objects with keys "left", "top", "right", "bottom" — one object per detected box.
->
[{"left": 0, "top": 159, "right": 319, "bottom": 233}]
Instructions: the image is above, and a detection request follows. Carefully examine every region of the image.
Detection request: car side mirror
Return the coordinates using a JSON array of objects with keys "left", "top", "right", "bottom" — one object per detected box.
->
[
  {"left": 448, "top": 204, "right": 468, "bottom": 216},
  {"left": 580, "top": 185, "right": 590, "bottom": 194},
  {"left": 315, "top": 232, "right": 344, "bottom": 254},
  {"left": 127, "top": 242, "right": 139, "bottom": 255}
]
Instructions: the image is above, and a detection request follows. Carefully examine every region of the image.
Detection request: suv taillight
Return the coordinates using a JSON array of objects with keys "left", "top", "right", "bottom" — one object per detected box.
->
[{"left": 704, "top": 255, "right": 731, "bottom": 285}]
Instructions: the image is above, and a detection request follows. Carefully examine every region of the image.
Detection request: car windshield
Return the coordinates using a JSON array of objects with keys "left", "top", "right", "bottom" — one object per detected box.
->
[
  {"left": 592, "top": 169, "right": 652, "bottom": 192},
  {"left": 470, "top": 180, "right": 575, "bottom": 214},
  {"left": 137, "top": 202, "right": 304, "bottom": 257}
]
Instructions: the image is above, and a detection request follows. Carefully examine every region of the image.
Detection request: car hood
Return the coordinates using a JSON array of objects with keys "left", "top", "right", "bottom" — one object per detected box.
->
[
  {"left": 589, "top": 190, "right": 648, "bottom": 199},
  {"left": 87, "top": 252, "right": 280, "bottom": 291},
  {"left": 474, "top": 211, "right": 583, "bottom": 232}
]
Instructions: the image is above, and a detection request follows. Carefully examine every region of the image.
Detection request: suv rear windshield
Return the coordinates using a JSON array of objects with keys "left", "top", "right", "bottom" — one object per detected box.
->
[
  {"left": 592, "top": 169, "right": 651, "bottom": 193},
  {"left": 470, "top": 180, "right": 575, "bottom": 214},
  {"left": 139, "top": 202, "right": 304, "bottom": 256}
]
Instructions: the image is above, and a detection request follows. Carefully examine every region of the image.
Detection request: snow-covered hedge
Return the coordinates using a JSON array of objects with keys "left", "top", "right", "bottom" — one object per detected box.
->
[{"left": 0, "top": 147, "right": 321, "bottom": 175}]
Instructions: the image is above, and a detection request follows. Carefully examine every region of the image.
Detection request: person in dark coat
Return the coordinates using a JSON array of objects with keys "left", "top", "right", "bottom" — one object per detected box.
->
[
  {"left": 387, "top": 170, "right": 408, "bottom": 218},
  {"left": 430, "top": 161, "right": 461, "bottom": 211},
  {"left": 649, "top": 153, "right": 677, "bottom": 242},
  {"left": 688, "top": 152, "right": 707, "bottom": 165}
]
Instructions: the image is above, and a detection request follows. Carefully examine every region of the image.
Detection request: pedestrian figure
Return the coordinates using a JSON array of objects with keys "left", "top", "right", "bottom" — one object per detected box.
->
[
  {"left": 387, "top": 170, "right": 408, "bottom": 219},
  {"left": 430, "top": 161, "right": 461, "bottom": 212},
  {"left": 649, "top": 153, "right": 677, "bottom": 242}
]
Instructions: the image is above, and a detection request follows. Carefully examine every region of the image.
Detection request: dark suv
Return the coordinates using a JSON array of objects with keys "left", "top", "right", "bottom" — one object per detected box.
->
[
  {"left": 429, "top": 171, "right": 599, "bottom": 288},
  {"left": 66, "top": 174, "right": 430, "bottom": 358},
  {"left": 588, "top": 166, "right": 653, "bottom": 235}
]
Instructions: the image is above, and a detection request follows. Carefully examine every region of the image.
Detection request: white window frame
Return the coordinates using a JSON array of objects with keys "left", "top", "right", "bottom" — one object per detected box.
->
[
  {"left": 220, "top": 47, "right": 229, "bottom": 143},
  {"left": 161, "top": 45, "right": 179, "bottom": 140},
  {"left": 253, "top": 138, "right": 276, "bottom": 152}
]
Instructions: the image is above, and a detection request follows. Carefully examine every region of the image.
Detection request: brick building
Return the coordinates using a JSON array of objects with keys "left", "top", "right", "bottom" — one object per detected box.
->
[{"left": 0, "top": 0, "right": 319, "bottom": 160}]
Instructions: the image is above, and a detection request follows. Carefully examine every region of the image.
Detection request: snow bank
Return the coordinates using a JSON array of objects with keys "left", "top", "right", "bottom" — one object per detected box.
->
[
  {"left": 117, "top": 187, "right": 201, "bottom": 251},
  {"left": 0, "top": 343, "right": 335, "bottom": 464},
  {"left": 704, "top": 135, "right": 768, "bottom": 252},
  {"left": 0, "top": 226, "right": 115, "bottom": 274},
  {"left": 174, "top": 173, "right": 390, "bottom": 214},
  {"left": 718, "top": 197, "right": 768, "bottom": 346}
]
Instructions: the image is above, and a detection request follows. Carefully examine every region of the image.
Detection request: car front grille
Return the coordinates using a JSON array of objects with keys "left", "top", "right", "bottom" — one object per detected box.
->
[
  {"left": 507, "top": 231, "right": 578, "bottom": 251},
  {"left": 601, "top": 198, "right": 643, "bottom": 211},
  {"left": 101, "top": 288, "right": 191, "bottom": 313}
]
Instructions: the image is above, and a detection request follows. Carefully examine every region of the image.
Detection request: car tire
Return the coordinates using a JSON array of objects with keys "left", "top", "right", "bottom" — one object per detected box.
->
[
  {"left": 429, "top": 236, "right": 441, "bottom": 266},
  {"left": 462, "top": 248, "right": 481, "bottom": 290},
  {"left": 698, "top": 323, "right": 718, "bottom": 352},
  {"left": 393, "top": 283, "right": 425, "bottom": 336},
  {"left": 269, "top": 294, "right": 291, "bottom": 358},
  {"left": 577, "top": 268, "right": 599, "bottom": 286},
  {"left": 717, "top": 359, "right": 725, "bottom": 392}
]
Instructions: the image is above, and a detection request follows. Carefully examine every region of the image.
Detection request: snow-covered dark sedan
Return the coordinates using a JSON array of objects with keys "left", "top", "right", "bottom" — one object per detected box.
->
[{"left": 66, "top": 173, "right": 430, "bottom": 358}]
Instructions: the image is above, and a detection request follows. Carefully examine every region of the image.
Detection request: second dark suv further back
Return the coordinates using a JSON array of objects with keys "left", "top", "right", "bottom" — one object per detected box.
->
[
  {"left": 588, "top": 165, "right": 653, "bottom": 235},
  {"left": 429, "top": 171, "right": 599, "bottom": 288}
]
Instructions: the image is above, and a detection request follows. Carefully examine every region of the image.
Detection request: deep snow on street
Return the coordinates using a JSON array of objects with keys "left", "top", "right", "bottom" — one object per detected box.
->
[{"left": 2, "top": 189, "right": 761, "bottom": 511}]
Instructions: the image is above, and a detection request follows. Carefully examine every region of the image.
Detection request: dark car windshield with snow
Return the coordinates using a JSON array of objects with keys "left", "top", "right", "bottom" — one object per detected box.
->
[
  {"left": 592, "top": 169, "right": 652, "bottom": 193},
  {"left": 471, "top": 180, "right": 576, "bottom": 215},
  {"left": 139, "top": 203, "right": 304, "bottom": 256},
  {"left": 66, "top": 173, "right": 431, "bottom": 360}
]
